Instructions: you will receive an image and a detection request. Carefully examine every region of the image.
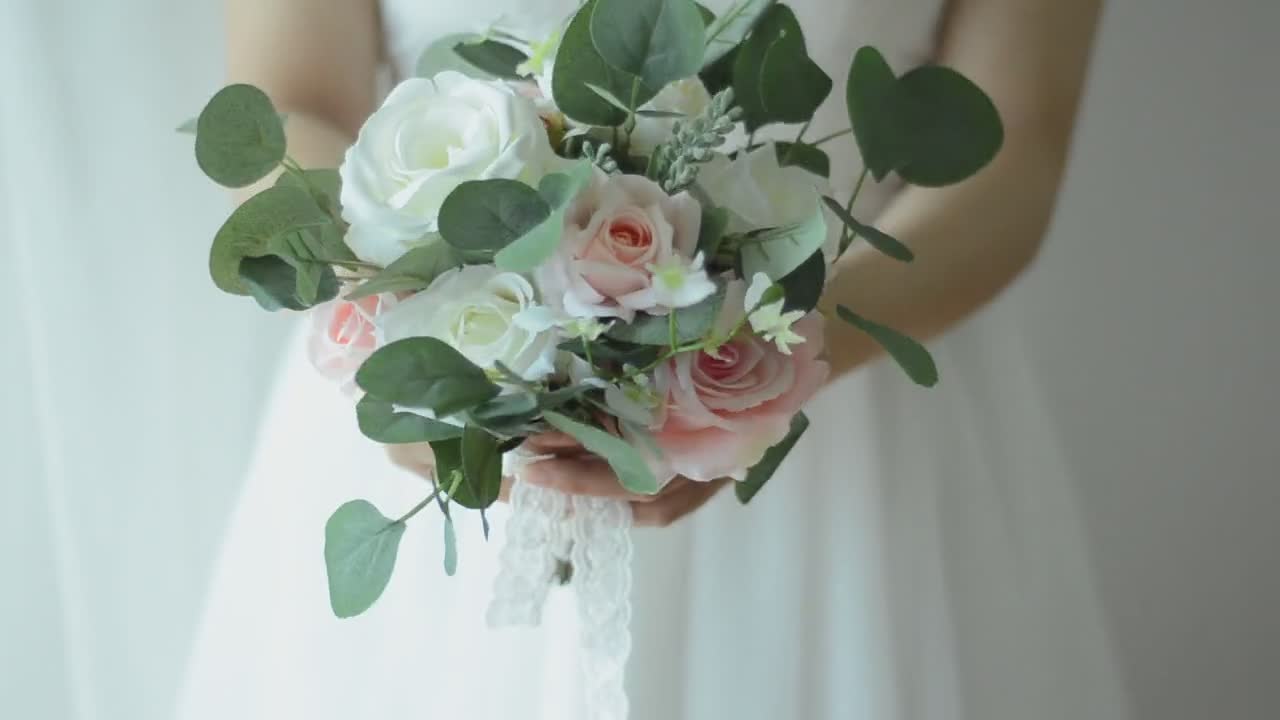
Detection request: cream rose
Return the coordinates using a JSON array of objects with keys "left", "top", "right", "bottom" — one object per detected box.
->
[
  {"left": 339, "top": 72, "right": 560, "bottom": 267},
  {"left": 699, "top": 143, "right": 825, "bottom": 233},
  {"left": 376, "top": 266, "right": 559, "bottom": 382}
]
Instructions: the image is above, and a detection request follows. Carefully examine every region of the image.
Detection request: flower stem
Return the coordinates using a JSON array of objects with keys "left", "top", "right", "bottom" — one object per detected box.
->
[
  {"left": 781, "top": 119, "right": 813, "bottom": 165},
  {"left": 811, "top": 127, "right": 854, "bottom": 146},
  {"left": 394, "top": 489, "right": 442, "bottom": 525},
  {"left": 838, "top": 167, "right": 870, "bottom": 253}
]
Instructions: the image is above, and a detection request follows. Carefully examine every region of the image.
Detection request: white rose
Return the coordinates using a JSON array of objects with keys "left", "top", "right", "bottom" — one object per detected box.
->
[
  {"left": 698, "top": 143, "right": 837, "bottom": 261},
  {"left": 699, "top": 143, "right": 824, "bottom": 233},
  {"left": 339, "top": 72, "right": 560, "bottom": 267},
  {"left": 629, "top": 78, "right": 713, "bottom": 156},
  {"left": 377, "top": 265, "right": 559, "bottom": 382}
]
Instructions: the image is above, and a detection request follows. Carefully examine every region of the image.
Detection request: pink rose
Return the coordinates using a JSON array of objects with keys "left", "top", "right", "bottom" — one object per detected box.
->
[
  {"left": 307, "top": 294, "right": 397, "bottom": 394},
  {"left": 536, "top": 169, "right": 713, "bottom": 321},
  {"left": 641, "top": 309, "right": 829, "bottom": 482}
]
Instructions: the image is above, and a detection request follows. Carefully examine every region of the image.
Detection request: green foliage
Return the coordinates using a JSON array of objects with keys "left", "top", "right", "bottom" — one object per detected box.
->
[
  {"left": 455, "top": 426, "right": 505, "bottom": 510},
  {"left": 467, "top": 393, "right": 542, "bottom": 436},
  {"left": 324, "top": 500, "right": 405, "bottom": 618},
  {"left": 453, "top": 39, "right": 529, "bottom": 79},
  {"left": 238, "top": 254, "right": 338, "bottom": 311},
  {"left": 736, "top": 411, "right": 808, "bottom": 503},
  {"left": 560, "top": 338, "right": 662, "bottom": 369},
  {"left": 890, "top": 66, "right": 1004, "bottom": 186},
  {"left": 195, "top": 84, "right": 287, "bottom": 188},
  {"left": 356, "top": 394, "right": 464, "bottom": 444},
  {"left": 847, "top": 47, "right": 1003, "bottom": 186},
  {"left": 821, "top": 195, "right": 914, "bottom": 261},
  {"left": 738, "top": 204, "right": 828, "bottom": 281},
  {"left": 209, "top": 185, "right": 332, "bottom": 295},
  {"left": 733, "top": 5, "right": 831, "bottom": 131},
  {"left": 439, "top": 179, "right": 551, "bottom": 261},
  {"left": 345, "top": 242, "right": 461, "bottom": 301},
  {"left": 355, "top": 338, "right": 501, "bottom": 416},
  {"left": 553, "top": 0, "right": 656, "bottom": 126},
  {"left": 702, "top": 0, "right": 775, "bottom": 67},
  {"left": 776, "top": 250, "right": 825, "bottom": 313},
  {"left": 590, "top": 0, "right": 705, "bottom": 91},
  {"left": 775, "top": 142, "right": 830, "bottom": 178},
  {"left": 276, "top": 168, "right": 344, "bottom": 220},
  {"left": 607, "top": 290, "right": 723, "bottom": 346},
  {"left": 494, "top": 162, "right": 594, "bottom": 272},
  {"left": 846, "top": 47, "right": 903, "bottom": 181},
  {"left": 544, "top": 411, "right": 661, "bottom": 495},
  {"left": 835, "top": 305, "right": 938, "bottom": 387}
]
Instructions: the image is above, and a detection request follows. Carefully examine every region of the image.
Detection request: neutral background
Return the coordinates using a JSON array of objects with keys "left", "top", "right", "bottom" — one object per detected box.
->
[{"left": 2, "top": 0, "right": 1276, "bottom": 718}]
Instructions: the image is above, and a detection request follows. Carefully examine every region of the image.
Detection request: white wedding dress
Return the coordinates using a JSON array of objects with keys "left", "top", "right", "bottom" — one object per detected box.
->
[{"left": 178, "top": 1, "right": 1130, "bottom": 718}]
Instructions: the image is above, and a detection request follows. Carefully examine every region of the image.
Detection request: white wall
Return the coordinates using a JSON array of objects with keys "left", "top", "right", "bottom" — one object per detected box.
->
[{"left": 1022, "top": 0, "right": 1280, "bottom": 717}]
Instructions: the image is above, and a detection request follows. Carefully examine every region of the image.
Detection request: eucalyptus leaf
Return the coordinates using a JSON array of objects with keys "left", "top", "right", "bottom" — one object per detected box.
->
[
  {"left": 356, "top": 394, "right": 464, "bottom": 444},
  {"left": 758, "top": 29, "right": 831, "bottom": 124},
  {"left": 776, "top": 250, "right": 825, "bottom": 313},
  {"left": 607, "top": 290, "right": 723, "bottom": 346},
  {"left": 438, "top": 179, "right": 550, "bottom": 259},
  {"left": 735, "top": 411, "right": 808, "bottom": 503},
  {"left": 739, "top": 204, "right": 828, "bottom": 281},
  {"left": 703, "top": 0, "right": 775, "bottom": 67},
  {"left": 239, "top": 254, "right": 337, "bottom": 311},
  {"left": 276, "top": 168, "right": 343, "bottom": 218},
  {"left": 585, "top": 82, "right": 635, "bottom": 115},
  {"left": 835, "top": 305, "right": 938, "bottom": 387},
  {"left": 443, "top": 515, "right": 458, "bottom": 576},
  {"left": 345, "top": 242, "right": 461, "bottom": 301},
  {"left": 559, "top": 338, "right": 663, "bottom": 368},
  {"left": 590, "top": 0, "right": 705, "bottom": 91},
  {"left": 821, "top": 195, "right": 914, "bottom": 261},
  {"left": 209, "top": 185, "right": 332, "bottom": 294},
  {"left": 890, "top": 66, "right": 1004, "bottom": 186},
  {"left": 454, "top": 426, "right": 504, "bottom": 510},
  {"left": 494, "top": 162, "right": 594, "bottom": 272},
  {"left": 195, "top": 84, "right": 287, "bottom": 188},
  {"left": 553, "top": 0, "right": 656, "bottom": 126},
  {"left": 468, "top": 393, "right": 542, "bottom": 436},
  {"left": 544, "top": 411, "right": 660, "bottom": 495},
  {"left": 775, "top": 142, "right": 830, "bottom": 178},
  {"left": 355, "top": 337, "right": 501, "bottom": 416},
  {"left": 846, "top": 46, "right": 903, "bottom": 181},
  {"left": 453, "top": 39, "right": 529, "bottom": 80},
  {"left": 324, "top": 500, "right": 405, "bottom": 618},
  {"left": 733, "top": 4, "right": 827, "bottom": 131}
]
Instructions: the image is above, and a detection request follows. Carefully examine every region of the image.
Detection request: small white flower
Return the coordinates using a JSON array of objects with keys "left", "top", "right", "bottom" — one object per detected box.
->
[
  {"left": 636, "top": 253, "right": 717, "bottom": 311},
  {"left": 513, "top": 304, "right": 609, "bottom": 340},
  {"left": 743, "top": 272, "right": 807, "bottom": 355},
  {"left": 604, "top": 372, "right": 662, "bottom": 427}
]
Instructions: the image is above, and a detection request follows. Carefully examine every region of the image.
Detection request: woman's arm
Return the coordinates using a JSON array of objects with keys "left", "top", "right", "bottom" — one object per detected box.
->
[
  {"left": 225, "top": 0, "right": 382, "bottom": 178},
  {"left": 821, "top": 0, "right": 1104, "bottom": 379}
]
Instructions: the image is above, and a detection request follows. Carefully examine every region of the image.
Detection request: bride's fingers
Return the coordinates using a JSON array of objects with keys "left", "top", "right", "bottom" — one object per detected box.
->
[
  {"left": 521, "top": 457, "right": 672, "bottom": 502},
  {"left": 631, "top": 478, "right": 730, "bottom": 528},
  {"left": 522, "top": 432, "right": 585, "bottom": 456},
  {"left": 386, "top": 442, "right": 435, "bottom": 479}
]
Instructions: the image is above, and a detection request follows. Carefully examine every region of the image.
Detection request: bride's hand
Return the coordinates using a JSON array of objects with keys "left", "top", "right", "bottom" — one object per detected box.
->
[
  {"left": 515, "top": 433, "right": 729, "bottom": 528},
  {"left": 385, "top": 436, "right": 729, "bottom": 528}
]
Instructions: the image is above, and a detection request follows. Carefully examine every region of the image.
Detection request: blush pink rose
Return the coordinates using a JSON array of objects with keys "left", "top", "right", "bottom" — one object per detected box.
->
[
  {"left": 536, "top": 169, "right": 706, "bottom": 321},
  {"left": 307, "top": 294, "right": 397, "bottom": 394},
  {"left": 641, "top": 312, "right": 829, "bottom": 482}
]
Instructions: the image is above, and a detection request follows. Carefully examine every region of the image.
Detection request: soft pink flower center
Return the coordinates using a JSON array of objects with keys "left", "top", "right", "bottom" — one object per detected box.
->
[
  {"left": 327, "top": 300, "right": 378, "bottom": 349},
  {"left": 697, "top": 346, "right": 741, "bottom": 383},
  {"left": 584, "top": 208, "right": 656, "bottom": 267}
]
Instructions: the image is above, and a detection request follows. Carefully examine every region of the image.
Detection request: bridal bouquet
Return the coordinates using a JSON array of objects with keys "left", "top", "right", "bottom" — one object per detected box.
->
[{"left": 188, "top": 0, "right": 998, "bottom": 642}]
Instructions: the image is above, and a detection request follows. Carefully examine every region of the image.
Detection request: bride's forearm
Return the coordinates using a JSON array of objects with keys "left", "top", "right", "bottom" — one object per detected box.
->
[
  {"left": 819, "top": 0, "right": 1102, "bottom": 380},
  {"left": 819, "top": 129, "right": 1068, "bottom": 379}
]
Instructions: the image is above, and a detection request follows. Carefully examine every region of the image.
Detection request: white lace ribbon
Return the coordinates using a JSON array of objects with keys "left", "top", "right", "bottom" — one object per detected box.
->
[{"left": 488, "top": 452, "right": 634, "bottom": 720}]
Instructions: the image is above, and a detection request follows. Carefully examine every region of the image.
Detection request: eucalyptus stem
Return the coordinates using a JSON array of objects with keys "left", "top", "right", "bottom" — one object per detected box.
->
[
  {"left": 394, "top": 488, "right": 442, "bottom": 525},
  {"left": 839, "top": 167, "right": 870, "bottom": 252},
  {"left": 581, "top": 336, "right": 596, "bottom": 368},
  {"left": 781, "top": 118, "right": 813, "bottom": 165},
  {"left": 811, "top": 127, "right": 854, "bottom": 146}
]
